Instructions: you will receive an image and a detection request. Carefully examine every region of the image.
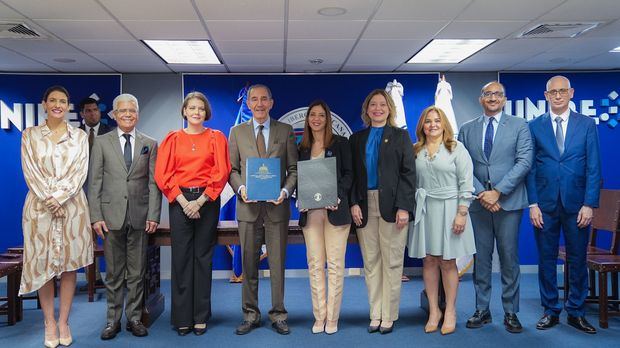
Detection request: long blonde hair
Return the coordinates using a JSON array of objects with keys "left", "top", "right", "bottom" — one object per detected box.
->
[
  {"left": 360, "top": 89, "right": 397, "bottom": 127},
  {"left": 413, "top": 105, "right": 456, "bottom": 155}
]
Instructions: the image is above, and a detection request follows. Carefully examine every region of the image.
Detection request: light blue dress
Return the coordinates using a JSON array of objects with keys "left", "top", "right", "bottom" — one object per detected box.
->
[{"left": 407, "top": 141, "right": 476, "bottom": 260}]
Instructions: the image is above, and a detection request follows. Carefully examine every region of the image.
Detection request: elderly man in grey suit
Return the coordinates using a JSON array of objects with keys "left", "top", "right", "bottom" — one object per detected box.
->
[
  {"left": 458, "top": 81, "right": 532, "bottom": 333},
  {"left": 88, "top": 93, "right": 162, "bottom": 340},
  {"left": 228, "top": 84, "right": 297, "bottom": 335}
]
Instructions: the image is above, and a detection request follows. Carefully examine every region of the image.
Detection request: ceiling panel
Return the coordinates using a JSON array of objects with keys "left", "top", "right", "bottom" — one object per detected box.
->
[
  {"left": 346, "top": 52, "right": 412, "bottom": 66},
  {"left": 363, "top": 20, "right": 447, "bottom": 40},
  {"left": 352, "top": 39, "right": 427, "bottom": 55},
  {"left": 375, "top": 0, "right": 471, "bottom": 20},
  {"left": 2, "top": 0, "right": 112, "bottom": 20},
  {"left": 0, "top": 45, "right": 54, "bottom": 71},
  {"left": 33, "top": 53, "right": 115, "bottom": 72},
  {"left": 289, "top": 0, "right": 379, "bottom": 20},
  {"left": 288, "top": 20, "right": 365, "bottom": 40},
  {"left": 457, "top": 0, "right": 564, "bottom": 21},
  {"left": 397, "top": 63, "right": 455, "bottom": 72},
  {"left": 216, "top": 40, "right": 283, "bottom": 54},
  {"left": 287, "top": 39, "right": 355, "bottom": 55},
  {"left": 228, "top": 65, "right": 283, "bottom": 72},
  {"left": 583, "top": 19, "right": 620, "bottom": 38},
  {"left": 0, "top": 38, "right": 82, "bottom": 54},
  {"left": 286, "top": 53, "right": 346, "bottom": 66},
  {"left": 341, "top": 64, "right": 398, "bottom": 72},
  {"left": 207, "top": 21, "right": 283, "bottom": 40},
  {"left": 286, "top": 63, "right": 341, "bottom": 72},
  {"left": 168, "top": 64, "right": 227, "bottom": 73},
  {"left": 99, "top": 0, "right": 198, "bottom": 20},
  {"left": 568, "top": 53, "right": 620, "bottom": 69},
  {"left": 92, "top": 53, "right": 164, "bottom": 65},
  {"left": 194, "top": 0, "right": 284, "bottom": 20},
  {"left": 540, "top": 0, "right": 620, "bottom": 21},
  {"left": 0, "top": 2, "right": 24, "bottom": 20},
  {"left": 67, "top": 40, "right": 148, "bottom": 54},
  {"left": 33, "top": 20, "right": 133, "bottom": 40},
  {"left": 121, "top": 20, "right": 207, "bottom": 40},
  {"left": 436, "top": 20, "right": 530, "bottom": 39},
  {"left": 221, "top": 53, "right": 282, "bottom": 65},
  {"left": 483, "top": 38, "right": 569, "bottom": 54},
  {"left": 105, "top": 63, "right": 170, "bottom": 73}
]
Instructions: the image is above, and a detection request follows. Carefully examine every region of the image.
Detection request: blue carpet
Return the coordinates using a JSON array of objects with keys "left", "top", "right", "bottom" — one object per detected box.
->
[{"left": 1, "top": 273, "right": 619, "bottom": 347}]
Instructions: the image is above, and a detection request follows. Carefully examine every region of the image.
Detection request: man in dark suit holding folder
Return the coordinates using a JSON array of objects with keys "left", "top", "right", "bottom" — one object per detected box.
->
[{"left": 228, "top": 84, "right": 298, "bottom": 335}]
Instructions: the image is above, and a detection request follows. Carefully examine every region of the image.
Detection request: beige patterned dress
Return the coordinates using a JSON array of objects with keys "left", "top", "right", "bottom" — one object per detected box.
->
[{"left": 20, "top": 122, "right": 93, "bottom": 295}]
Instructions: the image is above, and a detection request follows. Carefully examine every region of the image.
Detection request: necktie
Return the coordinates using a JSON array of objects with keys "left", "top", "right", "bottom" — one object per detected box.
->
[
  {"left": 555, "top": 117, "right": 564, "bottom": 155},
  {"left": 483, "top": 116, "right": 495, "bottom": 160},
  {"left": 122, "top": 133, "right": 132, "bottom": 170},
  {"left": 257, "top": 125, "right": 267, "bottom": 158},
  {"left": 88, "top": 127, "right": 95, "bottom": 151}
]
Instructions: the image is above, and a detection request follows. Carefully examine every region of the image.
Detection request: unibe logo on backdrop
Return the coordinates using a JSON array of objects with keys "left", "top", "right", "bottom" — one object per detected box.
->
[
  {"left": 278, "top": 107, "right": 353, "bottom": 141},
  {"left": 505, "top": 89, "right": 620, "bottom": 128}
]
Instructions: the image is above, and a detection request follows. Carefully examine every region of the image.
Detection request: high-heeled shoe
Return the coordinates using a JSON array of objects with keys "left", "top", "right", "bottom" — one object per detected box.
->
[
  {"left": 441, "top": 311, "right": 456, "bottom": 335},
  {"left": 312, "top": 320, "right": 325, "bottom": 334},
  {"left": 367, "top": 319, "right": 381, "bottom": 333},
  {"left": 44, "top": 321, "right": 59, "bottom": 348},
  {"left": 58, "top": 324, "right": 72, "bottom": 346},
  {"left": 325, "top": 320, "right": 338, "bottom": 335},
  {"left": 425, "top": 312, "right": 443, "bottom": 333},
  {"left": 379, "top": 321, "right": 394, "bottom": 334}
]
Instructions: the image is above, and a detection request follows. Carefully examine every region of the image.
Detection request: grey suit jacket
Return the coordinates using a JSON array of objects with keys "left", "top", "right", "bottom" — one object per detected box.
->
[
  {"left": 88, "top": 129, "right": 162, "bottom": 230},
  {"left": 458, "top": 113, "right": 533, "bottom": 212},
  {"left": 228, "top": 118, "right": 298, "bottom": 223}
]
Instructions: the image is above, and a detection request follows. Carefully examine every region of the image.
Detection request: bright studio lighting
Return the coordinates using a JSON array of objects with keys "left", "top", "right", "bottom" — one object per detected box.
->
[{"left": 143, "top": 40, "right": 221, "bottom": 64}]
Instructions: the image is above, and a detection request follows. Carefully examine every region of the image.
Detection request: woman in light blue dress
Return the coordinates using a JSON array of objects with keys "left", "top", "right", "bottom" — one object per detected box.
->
[{"left": 407, "top": 106, "right": 475, "bottom": 335}]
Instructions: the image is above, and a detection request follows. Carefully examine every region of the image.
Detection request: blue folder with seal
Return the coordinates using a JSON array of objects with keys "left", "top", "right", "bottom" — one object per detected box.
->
[{"left": 246, "top": 157, "right": 280, "bottom": 201}]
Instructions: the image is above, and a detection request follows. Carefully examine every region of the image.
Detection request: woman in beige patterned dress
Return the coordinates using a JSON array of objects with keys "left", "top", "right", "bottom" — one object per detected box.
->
[{"left": 20, "top": 85, "right": 93, "bottom": 348}]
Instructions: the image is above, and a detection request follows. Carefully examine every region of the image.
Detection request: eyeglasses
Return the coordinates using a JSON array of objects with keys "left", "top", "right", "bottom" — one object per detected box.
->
[
  {"left": 481, "top": 91, "right": 505, "bottom": 98},
  {"left": 115, "top": 108, "right": 138, "bottom": 114},
  {"left": 545, "top": 89, "right": 570, "bottom": 97}
]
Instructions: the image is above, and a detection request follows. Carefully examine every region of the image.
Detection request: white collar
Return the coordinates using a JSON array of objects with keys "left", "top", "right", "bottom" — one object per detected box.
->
[
  {"left": 117, "top": 127, "right": 136, "bottom": 139},
  {"left": 550, "top": 109, "right": 570, "bottom": 122}
]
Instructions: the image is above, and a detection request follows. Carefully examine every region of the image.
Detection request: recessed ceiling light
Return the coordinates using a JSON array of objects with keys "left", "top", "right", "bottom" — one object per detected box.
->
[
  {"left": 407, "top": 39, "right": 496, "bottom": 64},
  {"left": 318, "top": 7, "right": 347, "bottom": 16},
  {"left": 53, "top": 58, "right": 76, "bottom": 63},
  {"left": 143, "top": 40, "right": 221, "bottom": 64},
  {"left": 309, "top": 58, "right": 324, "bottom": 64},
  {"left": 610, "top": 46, "right": 620, "bottom": 53}
]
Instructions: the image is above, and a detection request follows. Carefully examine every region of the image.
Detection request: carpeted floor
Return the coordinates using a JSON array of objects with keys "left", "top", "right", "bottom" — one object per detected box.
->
[{"left": 1, "top": 273, "right": 619, "bottom": 347}]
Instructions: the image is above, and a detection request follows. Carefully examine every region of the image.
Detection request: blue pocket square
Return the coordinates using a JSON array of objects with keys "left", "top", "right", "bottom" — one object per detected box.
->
[{"left": 141, "top": 146, "right": 149, "bottom": 154}]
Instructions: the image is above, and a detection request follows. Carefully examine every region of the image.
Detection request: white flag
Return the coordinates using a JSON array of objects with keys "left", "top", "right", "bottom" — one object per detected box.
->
[
  {"left": 385, "top": 79, "right": 407, "bottom": 129},
  {"left": 435, "top": 75, "right": 459, "bottom": 136}
]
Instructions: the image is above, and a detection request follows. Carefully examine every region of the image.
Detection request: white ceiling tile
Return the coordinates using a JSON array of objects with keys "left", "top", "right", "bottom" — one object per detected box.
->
[
  {"left": 207, "top": 21, "right": 283, "bottom": 40},
  {"left": 195, "top": 0, "right": 284, "bottom": 20},
  {"left": 216, "top": 40, "right": 283, "bottom": 54},
  {"left": 227, "top": 65, "right": 284, "bottom": 73},
  {"left": 285, "top": 64, "right": 341, "bottom": 72},
  {"left": 99, "top": 0, "right": 198, "bottom": 20},
  {"left": 353, "top": 39, "right": 427, "bottom": 54},
  {"left": 437, "top": 21, "right": 530, "bottom": 39},
  {"left": 449, "top": 63, "right": 512, "bottom": 72},
  {"left": 540, "top": 0, "right": 620, "bottom": 21},
  {"left": 0, "top": 2, "right": 24, "bottom": 20},
  {"left": 92, "top": 53, "right": 164, "bottom": 65},
  {"left": 121, "top": 20, "right": 207, "bottom": 40},
  {"left": 289, "top": 0, "right": 379, "bottom": 20},
  {"left": 375, "top": 0, "right": 471, "bottom": 20},
  {"left": 106, "top": 63, "right": 171, "bottom": 73},
  {"left": 288, "top": 20, "right": 365, "bottom": 39},
  {"left": 221, "top": 53, "right": 282, "bottom": 65},
  {"left": 287, "top": 39, "right": 355, "bottom": 55},
  {"left": 34, "top": 20, "right": 133, "bottom": 40},
  {"left": 0, "top": 38, "right": 82, "bottom": 54},
  {"left": 397, "top": 63, "right": 454, "bottom": 72},
  {"left": 341, "top": 64, "right": 397, "bottom": 72},
  {"left": 67, "top": 40, "right": 148, "bottom": 54},
  {"left": 0, "top": 46, "right": 54, "bottom": 71},
  {"left": 286, "top": 53, "right": 345, "bottom": 65},
  {"left": 457, "top": 0, "right": 564, "bottom": 21},
  {"left": 548, "top": 37, "right": 618, "bottom": 54},
  {"left": 168, "top": 64, "right": 227, "bottom": 73},
  {"left": 3, "top": 0, "right": 112, "bottom": 20},
  {"left": 33, "top": 53, "right": 115, "bottom": 72},
  {"left": 363, "top": 20, "right": 447, "bottom": 40},
  {"left": 483, "top": 38, "right": 569, "bottom": 54},
  {"left": 583, "top": 19, "right": 620, "bottom": 38},
  {"left": 347, "top": 53, "right": 411, "bottom": 66},
  {"left": 568, "top": 53, "right": 620, "bottom": 69}
]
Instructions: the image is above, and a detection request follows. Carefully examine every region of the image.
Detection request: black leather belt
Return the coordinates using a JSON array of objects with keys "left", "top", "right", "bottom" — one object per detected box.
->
[{"left": 180, "top": 186, "right": 205, "bottom": 194}]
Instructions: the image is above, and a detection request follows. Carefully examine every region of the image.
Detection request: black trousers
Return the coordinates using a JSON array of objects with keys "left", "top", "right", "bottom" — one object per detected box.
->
[{"left": 169, "top": 193, "right": 220, "bottom": 327}]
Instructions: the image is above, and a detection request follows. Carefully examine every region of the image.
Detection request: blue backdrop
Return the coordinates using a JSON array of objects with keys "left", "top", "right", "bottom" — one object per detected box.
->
[
  {"left": 0, "top": 74, "right": 121, "bottom": 253},
  {"left": 499, "top": 72, "right": 620, "bottom": 265},
  {"left": 183, "top": 73, "right": 439, "bottom": 270}
]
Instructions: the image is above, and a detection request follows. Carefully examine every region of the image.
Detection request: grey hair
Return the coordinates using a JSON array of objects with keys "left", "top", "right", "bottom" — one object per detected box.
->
[
  {"left": 247, "top": 84, "right": 272, "bottom": 99},
  {"left": 113, "top": 93, "right": 139, "bottom": 112},
  {"left": 546, "top": 75, "right": 571, "bottom": 91},
  {"left": 481, "top": 81, "right": 506, "bottom": 95}
]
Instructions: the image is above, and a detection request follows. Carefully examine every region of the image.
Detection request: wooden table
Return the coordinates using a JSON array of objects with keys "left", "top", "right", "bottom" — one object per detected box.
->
[
  {"left": 0, "top": 254, "right": 23, "bottom": 325},
  {"left": 142, "top": 220, "right": 357, "bottom": 326}
]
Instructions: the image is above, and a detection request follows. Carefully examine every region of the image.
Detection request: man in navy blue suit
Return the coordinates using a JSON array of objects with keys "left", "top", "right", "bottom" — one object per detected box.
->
[{"left": 527, "top": 75, "right": 601, "bottom": 334}]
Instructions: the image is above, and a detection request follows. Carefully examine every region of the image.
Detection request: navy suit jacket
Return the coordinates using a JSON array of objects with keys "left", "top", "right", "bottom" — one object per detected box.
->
[{"left": 526, "top": 111, "right": 601, "bottom": 214}]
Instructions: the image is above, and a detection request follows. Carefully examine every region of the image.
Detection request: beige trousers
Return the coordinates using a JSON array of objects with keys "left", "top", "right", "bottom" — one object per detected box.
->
[
  {"left": 302, "top": 209, "right": 350, "bottom": 321},
  {"left": 356, "top": 190, "right": 408, "bottom": 321}
]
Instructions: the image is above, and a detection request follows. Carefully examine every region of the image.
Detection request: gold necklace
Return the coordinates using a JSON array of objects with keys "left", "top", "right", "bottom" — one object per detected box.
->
[{"left": 184, "top": 127, "right": 205, "bottom": 151}]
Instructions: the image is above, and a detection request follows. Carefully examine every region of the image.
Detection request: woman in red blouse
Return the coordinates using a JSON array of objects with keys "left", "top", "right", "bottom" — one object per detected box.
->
[{"left": 155, "top": 92, "right": 231, "bottom": 336}]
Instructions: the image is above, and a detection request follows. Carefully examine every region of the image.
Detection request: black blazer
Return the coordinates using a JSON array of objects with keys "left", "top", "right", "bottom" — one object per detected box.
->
[
  {"left": 298, "top": 135, "right": 353, "bottom": 227},
  {"left": 80, "top": 122, "right": 113, "bottom": 135},
  {"left": 349, "top": 125, "right": 416, "bottom": 228}
]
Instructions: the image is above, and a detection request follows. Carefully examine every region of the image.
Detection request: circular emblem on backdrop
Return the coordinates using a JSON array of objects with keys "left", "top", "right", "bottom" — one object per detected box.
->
[{"left": 278, "top": 107, "right": 353, "bottom": 144}]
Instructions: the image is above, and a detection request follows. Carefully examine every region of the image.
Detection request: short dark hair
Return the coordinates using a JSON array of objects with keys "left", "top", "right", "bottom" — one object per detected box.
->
[
  {"left": 79, "top": 97, "right": 98, "bottom": 111},
  {"left": 42, "top": 85, "right": 70, "bottom": 102}
]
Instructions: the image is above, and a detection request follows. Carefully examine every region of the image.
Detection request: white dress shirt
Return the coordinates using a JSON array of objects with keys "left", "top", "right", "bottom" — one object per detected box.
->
[
  {"left": 550, "top": 108, "right": 569, "bottom": 139},
  {"left": 481, "top": 111, "right": 502, "bottom": 149},
  {"left": 117, "top": 127, "right": 136, "bottom": 160}
]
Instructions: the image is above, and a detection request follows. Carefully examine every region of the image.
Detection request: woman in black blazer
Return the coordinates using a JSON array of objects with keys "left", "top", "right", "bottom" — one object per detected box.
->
[
  {"left": 349, "top": 89, "right": 416, "bottom": 334},
  {"left": 298, "top": 100, "right": 353, "bottom": 335}
]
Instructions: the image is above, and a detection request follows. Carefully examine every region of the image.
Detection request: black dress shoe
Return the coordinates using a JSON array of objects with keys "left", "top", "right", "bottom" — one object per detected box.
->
[
  {"left": 466, "top": 309, "right": 492, "bottom": 328},
  {"left": 193, "top": 324, "right": 208, "bottom": 336},
  {"left": 379, "top": 323, "right": 394, "bottom": 334},
  {"left": 504, "top": 313, "right": 523, "bottom": 333},
  {"left": 536, "top": 314, "right": 559, "bottom": 330},
  {"left": 272, "top": 320, "right": 290, "bottom": 335},
  {"left": 235, "top": 320, "right": 260, "bottom": 335},
  {"left": 177, "top": 327, "right": 192, "bottom": 336},
  {"left": 567, "top": 316, "right": 597, "bottom": 334},
  {"left": 126, "top": 320, "right": 148, "bottom": 337},
  {"left": 368, "top": 324, "right": 380, "bottom": 333},
  {"left": 100, "top": 322, "right": 121, "bottom": 340}
]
